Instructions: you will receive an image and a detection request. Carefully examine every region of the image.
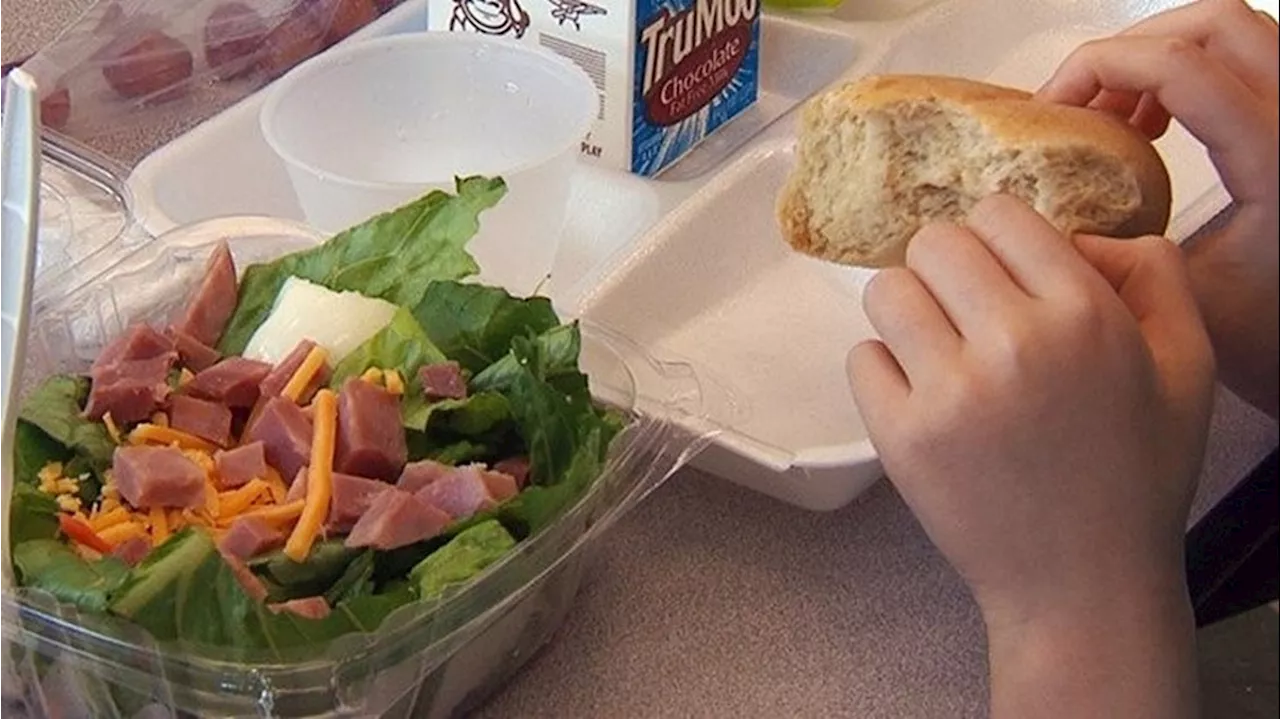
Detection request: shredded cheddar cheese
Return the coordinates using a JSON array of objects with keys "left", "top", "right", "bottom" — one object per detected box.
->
[
  {"left": 39, "top": 473, "right": 79, "bottom": 497},
  {"left": 151, "top": 411, "right": 169, "bottom": 427},
  {"left": 38, "top": 462, "right": 65, "bottom": 490},
  {"left": 360, "top": 367, "right": 384, "bottom": 385},
  {"left": 219, "top": 479, "right": 268, "bottom": 517},
  {"left": 384, "top": 369, "right": 405, "bottom": 396},
  {"left": 263, "top": 468, "right": 289, "bottom": 504},
  {"left": 285, "top": 389, "right": 337, "bottom": 561},
  {"left": 39, "top": 463, "right": 83, "bottom": 514},
  {"left": 204, "top": 481, "right": 221, "bottom": 519},
  {"left": 98, "top": 521, "right": 148, "bottom": 547},
  {"left": 282, "top": 346, "right": 330, "bottom": 403},
  {"left": 89, "top": 506, "right": 132, "bottom": 533},
  {"left": 184, "top": 449, "right": 216, "bottom": 475},
  {"left": 237, "top": 500, "right": 305, "bottom": 527},
  {"left": 150, "top": 506, "right": 169, "bottom": 544},
  {"left": 129, "top": 424, "right": 219, "bottom": 452},
  {"left": 178, "top": 368, "right": 195, "bottom": 387},
  {"left": 103, "top": 412, "right": 123, "bottom": 444}
]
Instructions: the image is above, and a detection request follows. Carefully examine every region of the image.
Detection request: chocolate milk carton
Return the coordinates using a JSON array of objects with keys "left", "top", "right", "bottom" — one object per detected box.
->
[{"left": 427, "top": 0, "right": 761, "bottom": 176}]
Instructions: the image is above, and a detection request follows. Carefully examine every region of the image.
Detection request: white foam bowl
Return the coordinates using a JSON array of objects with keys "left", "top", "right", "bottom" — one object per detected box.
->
[{"left": 260, "top": 32, "right": 598, "bottom": 297}]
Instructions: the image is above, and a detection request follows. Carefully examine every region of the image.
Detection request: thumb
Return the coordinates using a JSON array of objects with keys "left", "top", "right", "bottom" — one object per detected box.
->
[{"left": 1072, "top": 234, "right": 1216, "bottom": 402}]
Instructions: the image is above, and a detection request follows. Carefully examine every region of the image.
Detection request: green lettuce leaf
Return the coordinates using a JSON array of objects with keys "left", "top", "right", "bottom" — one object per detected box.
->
[
  {"left": 109, "top": 528, "right": 217, "bottom": 637},
  {"left": 413, "top": 281, "right": 559, "bottom": 374},
  {"left": 8, "top": 485, "right": 60, "bottom": 546},
  {"left": 422, "top": 391, "right": 512, "bottom": 436},
  {"left": 13, "top": 419, "right": 72, "bottom": 485},
  {"left": 106, "top": 530, "right": 411, "bottom": 658},
  {"left": 324, "top": 551, "right": 376, "bottom": 605},
  {"left": 11, "top": 540, "right": 129, "bottom": 612},
  {"left": 501, "top": 334, "right": 607, "bottom": 487},
  {"left": 329, "top": 307, "right": 448, "bottom": 429},
  {"left": 405, "top": 435, "right": 498, "bottom": 466},
  {"left": 493, "top": 428, "right": 605, "bottom": 536},
  {"left": 250, "top": 539, "right": 361, "bottom": 602},
  {"left": 219, "top": 177, "right": 506, "bottom": 355},
  {"left": 18, "top": 375, "right": 114, "bottom": 474},
  {"left": 433, "top": 332, "right": 621, "bottom": 538},
  {"left": 470, "top": 323, "right": 584, "bottom": 396},
  {"left": 8, "top": 420, "right": 72, "bottom": 547},
  {"left": 176, "top": 549, "right": 414, "bottom": 658},
  {"left": 410, "top": 520, "right": 516, "bottom": 601}
]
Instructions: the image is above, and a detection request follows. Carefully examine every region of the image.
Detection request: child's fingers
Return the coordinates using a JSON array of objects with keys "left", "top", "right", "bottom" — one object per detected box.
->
[
  {"left": 1120, "top": 0, "right": 1279, "bottom": 99},
  {"left": 1038, "top": 34, "right": 1275, "bottom": 205}
]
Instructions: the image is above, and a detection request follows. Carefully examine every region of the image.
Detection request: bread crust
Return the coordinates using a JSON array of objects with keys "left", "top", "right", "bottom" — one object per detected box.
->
[{"left": 778, "top": 74, "right": 1173, "bottom": 267}]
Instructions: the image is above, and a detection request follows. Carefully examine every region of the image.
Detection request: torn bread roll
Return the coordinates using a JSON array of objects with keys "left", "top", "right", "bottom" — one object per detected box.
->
[{"left": 777, "top": 74, "right": 1173, "bottom": 268}]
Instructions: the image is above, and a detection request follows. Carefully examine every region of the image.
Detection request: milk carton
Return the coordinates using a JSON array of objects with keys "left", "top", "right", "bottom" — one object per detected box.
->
[{"left": 427, "top": 0, "right": 761, "bottom": 177}]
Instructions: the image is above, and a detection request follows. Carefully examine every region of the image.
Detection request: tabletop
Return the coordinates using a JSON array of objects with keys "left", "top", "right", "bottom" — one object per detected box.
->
[{"left": 4, "top": 2, "right": 1279, "bottom": 717}]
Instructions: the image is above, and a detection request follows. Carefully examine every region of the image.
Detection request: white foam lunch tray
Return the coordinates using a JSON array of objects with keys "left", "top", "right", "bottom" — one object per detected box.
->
[{"left": 126, "top": 0, "right": 1235, "bottom": 511}]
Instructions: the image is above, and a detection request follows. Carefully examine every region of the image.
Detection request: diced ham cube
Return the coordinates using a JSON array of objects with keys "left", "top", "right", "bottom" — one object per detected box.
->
[
  {"left": 285, "top": 466, "right": 309, "bottom": 502},
  {"left": 168, "top": 395, "right": 233, "bottom": 447},
  {"left": 174, "top": 240, "right": 238, "bottom": 347},
  {"left": 493, "top": 456, "right": 531, "bottom": 488},
  {"left": 345, "top": 489, "right": 451, "bottom": 550},
  {"left": 84, "top": 353, "right": 176, "bottom": 423},
  {"left": 243, "top": 397, "right": 313, "bottom": 480},
  {"left": 170, "top": 327, "right": 221, "bottom": 371},
  {"left": 267, "top": 596, "right": 331, "bottom": 619},
  {"left": 397, "top": 459, "right": 451, "bottom": 494},
  {"left": 219, "top": 517, "right": 284, "bottom": 560},
  {"left": 185, "top": 357, "right": 272, "bottom": 408},
  {"left": 414, "top": 464, "right": 495, "bottom": 519},
  {"left": 214, "top": 441, "right": 268, "bottom": 489},
  {"left": 418, "top": 361, "right": 467, "bottom": 401},
  {"left": 92, "top": 324, "right": 174, "bottom": 371},
  {"left": 110, "top": 536, "right": 152, "bottom": 567},
  {"left": 112, "top": 445, "right": 206, "bottom": 509},
  {"left": 334, "top": 378, "right": 406, "bottom": 482},
  {"left": 259, "top": 339, "right": 330, "bottom": 401},
  {"left": 480, "top": 469, "right": 519, "bottom": 502},
  {"left": 220, "top": 550, "right": 268, "bottom": 601},
  {"left": 287, "top": 468, "right": 391, "bottom": 533}
]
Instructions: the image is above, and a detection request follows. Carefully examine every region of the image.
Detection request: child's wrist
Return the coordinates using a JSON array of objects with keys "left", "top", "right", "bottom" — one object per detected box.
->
[{"left": 981, "top": 573, "right": 1198, "bottom": 719}]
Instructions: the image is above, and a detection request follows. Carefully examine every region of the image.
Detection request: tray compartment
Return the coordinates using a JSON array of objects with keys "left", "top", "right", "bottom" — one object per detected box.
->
[{"left": 568, "top": 139, "right": 885, "bottom": 509}]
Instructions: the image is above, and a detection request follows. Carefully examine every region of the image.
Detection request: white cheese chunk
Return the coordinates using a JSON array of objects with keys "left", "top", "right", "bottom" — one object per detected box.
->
[{"left": 243, "top": 276, "right": 397, "bottom": 366}]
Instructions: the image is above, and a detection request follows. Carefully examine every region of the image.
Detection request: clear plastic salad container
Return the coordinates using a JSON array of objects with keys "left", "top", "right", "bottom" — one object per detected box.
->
[{"left": 1, "top": 135, "right": 729, "bottom": 718}]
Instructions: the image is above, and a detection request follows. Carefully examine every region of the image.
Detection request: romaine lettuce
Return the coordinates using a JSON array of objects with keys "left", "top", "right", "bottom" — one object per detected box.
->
[
  {"left": 18, "top": 376, "right": 114, "bottom": 474},
  {"left": 412, "top": 280, "right": 559, "bottom": 374},
  {"left": 12, "top": 540, "right": 128, "bottom": 613},
  {"left": 219, "top": 177, "right": 506, "bottom": 355}
]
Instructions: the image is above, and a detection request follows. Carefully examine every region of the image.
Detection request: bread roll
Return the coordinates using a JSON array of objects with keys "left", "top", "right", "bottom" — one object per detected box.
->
[{"left": 777, "top": 74, "right": 1172, "bottom": 268}]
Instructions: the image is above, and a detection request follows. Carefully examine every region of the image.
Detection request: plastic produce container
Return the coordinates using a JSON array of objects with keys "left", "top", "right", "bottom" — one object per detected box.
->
[{"left": 1, "top": 139, "right": 727, "bottom": 718}]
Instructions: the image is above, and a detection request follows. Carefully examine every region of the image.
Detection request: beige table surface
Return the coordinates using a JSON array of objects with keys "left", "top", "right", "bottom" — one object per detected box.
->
[{"left": 4, "top": 2, "right": 1278, "bottom": 717}]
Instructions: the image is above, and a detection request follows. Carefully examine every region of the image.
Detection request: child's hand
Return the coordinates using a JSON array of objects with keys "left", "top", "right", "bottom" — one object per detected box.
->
[
  {"left": 1038, "top": 0, "right": 1279, "bottom": 417},
  {"left": 848, "top": 195, "right": 1215, "bottom": 717}
]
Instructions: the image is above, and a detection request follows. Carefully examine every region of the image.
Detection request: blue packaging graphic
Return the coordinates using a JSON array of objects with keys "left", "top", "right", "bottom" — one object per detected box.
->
[{"left": 632, "top": 0, "right": 761, "bottom": 175}]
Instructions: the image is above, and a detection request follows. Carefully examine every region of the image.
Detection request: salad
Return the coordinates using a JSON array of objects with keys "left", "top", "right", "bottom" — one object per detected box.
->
[{"left": 7, "top": 177, "right": 623, "bottom": 659}]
